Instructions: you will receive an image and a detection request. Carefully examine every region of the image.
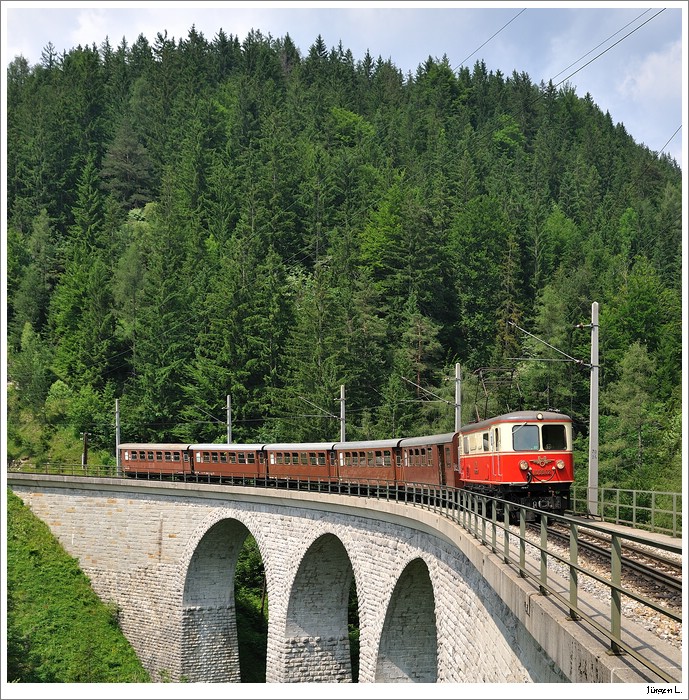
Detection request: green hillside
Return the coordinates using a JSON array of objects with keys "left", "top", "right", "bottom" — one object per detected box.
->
[
  {"left": 6, "top": 488, "right": 150, "bottom": 682},
  {"left": 6, "top": 29, "right": 682, "bottom": 506}
]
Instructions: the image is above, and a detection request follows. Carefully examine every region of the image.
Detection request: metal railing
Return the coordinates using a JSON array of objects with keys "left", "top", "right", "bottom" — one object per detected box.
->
[
  {"left": 378, "top": 483, "right": 681, "bottom": 683},
  {"left": 570, "top": 484, "right": 682, "bottom": 538},
  {"left": 7, "top": 462, "right": 682, "bottom": 683}
]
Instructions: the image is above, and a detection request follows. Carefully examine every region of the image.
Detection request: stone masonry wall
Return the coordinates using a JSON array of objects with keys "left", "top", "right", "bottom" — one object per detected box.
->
[{"left": 10, "top": 478, "right": 566, "bottom": 683}]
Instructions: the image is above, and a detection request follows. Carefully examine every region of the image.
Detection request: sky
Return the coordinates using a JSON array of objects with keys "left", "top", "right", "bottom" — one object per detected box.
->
[{"left": 1, "top": 1, "right": 687, "bottom": 168}]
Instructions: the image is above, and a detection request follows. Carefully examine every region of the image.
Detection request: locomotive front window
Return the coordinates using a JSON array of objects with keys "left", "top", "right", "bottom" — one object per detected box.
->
[
  {"left": 542, "top": 424, "right": 567, "bottom": 450},
  {"left": 512, "top": 425, "right": 539, "bottom": 451}
]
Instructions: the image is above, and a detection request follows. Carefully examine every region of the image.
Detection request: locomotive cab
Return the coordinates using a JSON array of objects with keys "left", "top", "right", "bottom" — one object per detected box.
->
[{"left": 458, "top": 411, "right": 574, "bottom": 520}]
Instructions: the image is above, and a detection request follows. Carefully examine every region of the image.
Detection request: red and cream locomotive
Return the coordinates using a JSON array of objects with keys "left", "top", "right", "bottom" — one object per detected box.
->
[{"left": 119, "top": 410, "right": 574, "bottom": 516}]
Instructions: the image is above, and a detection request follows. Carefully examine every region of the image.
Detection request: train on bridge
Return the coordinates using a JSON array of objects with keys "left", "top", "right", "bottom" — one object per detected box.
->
[{"left": 119, "top": 410, "right": 574, "bottom": 517}]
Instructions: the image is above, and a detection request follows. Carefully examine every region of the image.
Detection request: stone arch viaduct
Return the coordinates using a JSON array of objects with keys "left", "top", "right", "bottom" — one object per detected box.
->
[{"left": 8, "top": 474, "right": 676, "bottom": 684}]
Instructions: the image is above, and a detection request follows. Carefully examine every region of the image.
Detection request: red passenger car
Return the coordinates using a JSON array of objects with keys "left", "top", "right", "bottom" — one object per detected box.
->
[
  {"left": 397, "top": 433, "right": 458, "bottom": 487},
  {"left": 263, "top": 442, "right": 337, "bottom": 483},
  {"left": 189, "top": 443, "right": 267, "bottom": 481},
  {"left": 334, "top": 438, "right": 400, "bottom": 485},
  {"left": 119, "top": 443, "right": 191, "bottom": 478}
]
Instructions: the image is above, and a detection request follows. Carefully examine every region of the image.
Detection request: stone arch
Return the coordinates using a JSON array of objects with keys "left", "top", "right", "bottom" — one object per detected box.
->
[
  {"left": 180, "top": 516, "right": 260, "bottom": 682},
  {"left": 375, "top": 558, "right": 437, "bottom": 682},
  {"left": 282, "top": 532, "right": 355, "bottom": 682}
]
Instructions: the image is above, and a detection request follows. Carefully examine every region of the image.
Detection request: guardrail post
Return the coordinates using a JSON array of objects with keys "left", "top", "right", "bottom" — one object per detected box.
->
[
  {"left": 503, "top": 506, "right": 510, "bottom": 564},
  {"left": 519, "top": 508, "right": 526, "bottom": 577},
  {"left": 539, "top": 514, "right": 548, "bottom": 595},
  {"left": 568, "top": 521, "right": 579, "bottom": 620},
  {"left": 610, "top": 534, "right": 623, "bottom": 654}
]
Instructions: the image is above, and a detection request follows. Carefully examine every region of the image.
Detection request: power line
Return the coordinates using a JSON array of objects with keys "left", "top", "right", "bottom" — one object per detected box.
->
[
  {"left": 549, "top": 8, "right": 652, "bottom": 81},
  {"left": 552, "top": 8, "right": 666, "bottom": 90},
  {"left": 455, "top": 8, "right": 527, "bottom": 71},
  {"left": 655, "top": 124, "right": 682, "bottom": 157}
]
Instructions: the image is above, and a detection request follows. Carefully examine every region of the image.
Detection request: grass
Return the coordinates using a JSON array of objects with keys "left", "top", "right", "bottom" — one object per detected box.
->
[
  {"left": 6, "top": 488, "right": 272, "bottom": 683},
  {"left": 6, "top": 488, "right": 151, "bottom": 683}
]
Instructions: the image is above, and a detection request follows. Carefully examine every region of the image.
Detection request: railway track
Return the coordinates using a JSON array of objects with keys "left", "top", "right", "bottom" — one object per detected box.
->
[{"left": 533, "top": 520, "right": 683, "bottom": 603}]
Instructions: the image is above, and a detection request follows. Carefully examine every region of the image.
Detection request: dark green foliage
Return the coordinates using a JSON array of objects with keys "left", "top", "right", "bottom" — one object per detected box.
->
[
  {"left": 234, "top": 535, "right": 268, "bottom": 682},
  {"left": 6, "top": 25, "right": 681, "bottom": 490}
]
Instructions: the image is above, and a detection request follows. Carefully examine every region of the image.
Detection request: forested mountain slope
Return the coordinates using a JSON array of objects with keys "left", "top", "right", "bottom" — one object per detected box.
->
[{"left": 6, "top": 28, "right": 682, "bottom": 492}]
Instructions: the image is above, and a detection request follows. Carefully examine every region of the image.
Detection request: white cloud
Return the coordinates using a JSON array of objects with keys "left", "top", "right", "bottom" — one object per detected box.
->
[
  {"left": 618, "top": 39, "right": 682, "bottom": 102},
  {"left": 70, "top": 8, "right": 111, "bottom": 51}
]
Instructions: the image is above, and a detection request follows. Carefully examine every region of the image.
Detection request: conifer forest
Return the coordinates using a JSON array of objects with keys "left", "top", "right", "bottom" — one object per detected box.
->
[{"left": 5, "top": 27, "right": 683, "bottom": 494}]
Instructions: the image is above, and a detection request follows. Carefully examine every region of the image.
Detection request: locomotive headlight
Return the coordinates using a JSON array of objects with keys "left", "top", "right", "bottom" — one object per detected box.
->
[
  {"left": 537, "top": 412, "right": 543, "bottom": 420},
  {"left": 519, "top": 460, "right": 529, "bottom": 471},
  {"left": 556, "top": 460, "right": 565, "bottom": 470}
]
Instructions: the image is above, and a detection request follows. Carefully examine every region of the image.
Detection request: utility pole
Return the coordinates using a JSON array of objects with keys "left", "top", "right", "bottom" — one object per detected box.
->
[
  {"left": 115, "top": 399, "right": 121, "bottom": 476},
  {"left": 338, "top": 385, "right": 346, "bottom": 442},
  {"left": 81, "top": 431, "right": 89, "bottom": 470},
  {"left": 454, "top": 363, "right": 462, "bottom": 432},
  {"left": 574, "top": 302, "right": 600, "bottom": 517},
  {"left": 510, "top": 301, "right": 600, "bottom": 517},
  {"left": 226, "top": 394, "right": 232, "bottom": 444},
  {"left": 588, "top": 302, "right": 599, "bottom": 517}
]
